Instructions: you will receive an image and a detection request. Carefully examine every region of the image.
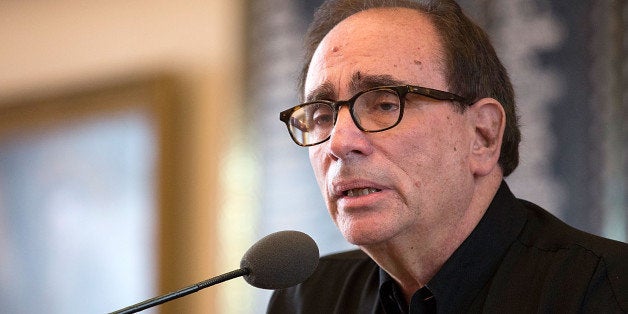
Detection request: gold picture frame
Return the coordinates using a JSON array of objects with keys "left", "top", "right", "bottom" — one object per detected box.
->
[{"left": 0, "top": 74, "right": 184, "bottom": 313}]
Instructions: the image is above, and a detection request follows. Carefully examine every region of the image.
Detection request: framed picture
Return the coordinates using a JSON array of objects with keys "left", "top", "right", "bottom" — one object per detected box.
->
[{"left": 0, "top": 75, "right": 182, "bottom": 313}]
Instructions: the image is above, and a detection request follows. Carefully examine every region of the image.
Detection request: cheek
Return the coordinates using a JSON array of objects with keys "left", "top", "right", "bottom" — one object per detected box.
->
[
  {"left": 308, "top": 147, "right": 328, "bottom": 189},
  {"left": 308, "top": 147, "right": 340, "bottom": 219},
  {"left": 392, "top": 117, "right": 473, "bottom": 213},
  {"left": 428, "top": 112, "right": 470, "bottom": 150},
  {"left": 396, "top": 113, "right": 471, "bottom": 178},
  {"left": 425, "top": 117, "right": 475, "bottom": 194}
]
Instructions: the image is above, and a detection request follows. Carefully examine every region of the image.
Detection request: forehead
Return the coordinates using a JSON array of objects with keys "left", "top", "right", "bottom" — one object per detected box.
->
[{"left": 305, "top": 7, "right": 446, "bottom": 97}]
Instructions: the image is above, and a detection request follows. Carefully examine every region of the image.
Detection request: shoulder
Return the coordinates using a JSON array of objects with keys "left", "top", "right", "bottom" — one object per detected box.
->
[
  {"left": 512, "top": 199, "right": 628, "bottom": 311},
  {"left": 516, "top": 198, "right": 628, "bottom": 257},
  {"left": 267, "top": 249, "right": 380, "bottom": 313}
]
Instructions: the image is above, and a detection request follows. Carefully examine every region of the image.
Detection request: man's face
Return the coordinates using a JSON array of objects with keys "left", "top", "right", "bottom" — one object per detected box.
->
[{"left": 305, "top": 8, "right": 477, "bottom": 247}]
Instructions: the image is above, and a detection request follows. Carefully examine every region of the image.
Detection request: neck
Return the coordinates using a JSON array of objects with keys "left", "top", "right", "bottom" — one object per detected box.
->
[{"left": 360, "top": 172, "right": 503, "bottom": 302}]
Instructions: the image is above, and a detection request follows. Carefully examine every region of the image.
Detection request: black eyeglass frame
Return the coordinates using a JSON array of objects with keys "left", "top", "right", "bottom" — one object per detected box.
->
[{"left": 279, "top": 85, "right": 471, "bottom": 147}]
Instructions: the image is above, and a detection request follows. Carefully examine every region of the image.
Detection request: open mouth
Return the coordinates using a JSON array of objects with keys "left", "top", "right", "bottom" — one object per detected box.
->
[{"left": 343, "top": 188, "right": 381, "bottom": 197}]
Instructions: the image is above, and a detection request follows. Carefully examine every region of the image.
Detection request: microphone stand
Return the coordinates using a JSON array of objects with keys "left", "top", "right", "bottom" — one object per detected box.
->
[{"left": 109, "top": 268, "right": 250, "bottom": 314}]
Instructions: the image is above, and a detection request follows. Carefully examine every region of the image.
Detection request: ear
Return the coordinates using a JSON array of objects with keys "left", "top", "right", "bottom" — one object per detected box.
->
[{"left": 468, "top": 98, "right": 505, "bottom": 177}]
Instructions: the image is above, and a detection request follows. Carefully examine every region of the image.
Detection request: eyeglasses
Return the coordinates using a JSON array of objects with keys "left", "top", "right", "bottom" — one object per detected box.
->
[{"left": 279, "top": 85, "right": 470, "bottom": 146}]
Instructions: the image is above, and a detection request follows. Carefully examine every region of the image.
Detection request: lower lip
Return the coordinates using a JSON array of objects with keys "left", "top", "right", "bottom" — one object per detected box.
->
[{"left": 337, "top": 190, "right": 387, "bottom": 210}]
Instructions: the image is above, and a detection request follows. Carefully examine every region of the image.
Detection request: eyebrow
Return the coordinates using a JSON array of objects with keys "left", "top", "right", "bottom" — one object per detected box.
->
[
  {"left": 305, "top": 82, "right": 337, "bottom": 103},
  {"left": 349, "top": 73, "right": 405, "bottom": 94},
  {"left": 305, "top": 72, "right": 407, "bottom": 102}
]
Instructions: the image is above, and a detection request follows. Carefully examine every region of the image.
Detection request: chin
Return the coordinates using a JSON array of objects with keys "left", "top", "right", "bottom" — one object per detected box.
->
[
  {"left": 334, "top": 210, "right": 403, "bottom": 246},
  {"left": 340, "top": 225, "right": 392, "bottom": 246}
]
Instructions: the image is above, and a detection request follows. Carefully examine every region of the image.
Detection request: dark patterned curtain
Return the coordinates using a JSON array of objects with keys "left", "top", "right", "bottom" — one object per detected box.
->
[
  {"left": 457, "top": 0, "right": 627, "bottom": 240},
  {"left": 246, "top": 0, "right": 351, "bottom": 257}
]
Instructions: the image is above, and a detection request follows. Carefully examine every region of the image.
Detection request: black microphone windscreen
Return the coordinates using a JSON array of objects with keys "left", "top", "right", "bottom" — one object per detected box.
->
[{"left": 240, "top": 230, "right": 319, "bottom": 289}]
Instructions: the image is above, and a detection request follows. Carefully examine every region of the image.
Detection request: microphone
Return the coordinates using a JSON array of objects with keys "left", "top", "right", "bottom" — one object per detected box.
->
[
  {"left": 109, "top": 230, "right": 319, "bottom": 314},
  {"left": 241, "top": 230, "right": 320, "bottom": 289}
]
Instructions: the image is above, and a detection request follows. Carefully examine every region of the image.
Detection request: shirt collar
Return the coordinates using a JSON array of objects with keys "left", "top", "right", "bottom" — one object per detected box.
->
[{"left": 378, "top": 181, "right": 527, "bottom": 312}]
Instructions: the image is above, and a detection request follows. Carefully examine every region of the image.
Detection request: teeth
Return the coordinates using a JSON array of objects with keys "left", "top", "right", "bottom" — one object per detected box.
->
[{"left": 345, "top": 188, "right": 380, "bottom": 197}]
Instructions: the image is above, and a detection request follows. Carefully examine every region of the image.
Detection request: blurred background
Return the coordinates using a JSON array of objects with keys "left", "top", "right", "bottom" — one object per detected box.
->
[{"left": 0, "top": 0, "right": 625, "bottom": 313}]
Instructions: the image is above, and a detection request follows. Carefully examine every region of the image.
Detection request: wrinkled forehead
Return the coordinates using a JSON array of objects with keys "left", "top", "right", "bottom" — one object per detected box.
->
[{"left": 304, "top": 7, "right": 447, "bottom": 98}]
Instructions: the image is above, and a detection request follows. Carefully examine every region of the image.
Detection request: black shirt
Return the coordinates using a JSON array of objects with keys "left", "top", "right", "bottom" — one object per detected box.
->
[{"left": 267, "top": 182, "right": 628, "bottom": 313}]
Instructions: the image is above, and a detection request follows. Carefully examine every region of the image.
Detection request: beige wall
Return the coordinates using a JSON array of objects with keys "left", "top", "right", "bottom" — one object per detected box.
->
[
  {"left": 0, "top": 0, "right": 243, "bottom": 99},
  {"left": 0, "top": 1, "right": 245, "bottom": 313}
]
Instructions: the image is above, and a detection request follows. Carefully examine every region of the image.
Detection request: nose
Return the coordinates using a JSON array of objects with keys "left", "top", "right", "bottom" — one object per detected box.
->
[{"left": 327, "top": 107, "right": 373, "bottom": 159}]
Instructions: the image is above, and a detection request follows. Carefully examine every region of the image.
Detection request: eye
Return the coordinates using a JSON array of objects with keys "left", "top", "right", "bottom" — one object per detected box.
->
[
  {"left": 374, "top": 100, "right": 399, "bottom": 112},
  {"left": 360, "top": 90, "right": 400, "bottom": 114},
  {"left": 313, "top": 111, "right": 333, "bottom": 126},
  {"left": 307, "top": 103, "right": 334, "bottom": 129}
]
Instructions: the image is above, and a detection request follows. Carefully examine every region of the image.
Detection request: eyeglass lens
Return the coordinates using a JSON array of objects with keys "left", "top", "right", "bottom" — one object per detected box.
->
[{"left": 288, "top": 88, "right": 402, "bottom": 145}]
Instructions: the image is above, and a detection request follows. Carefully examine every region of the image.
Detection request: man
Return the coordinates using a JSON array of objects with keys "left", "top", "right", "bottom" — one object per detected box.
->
[{"left": 270, "top": 0, "right": 628, "bottom": 313}]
